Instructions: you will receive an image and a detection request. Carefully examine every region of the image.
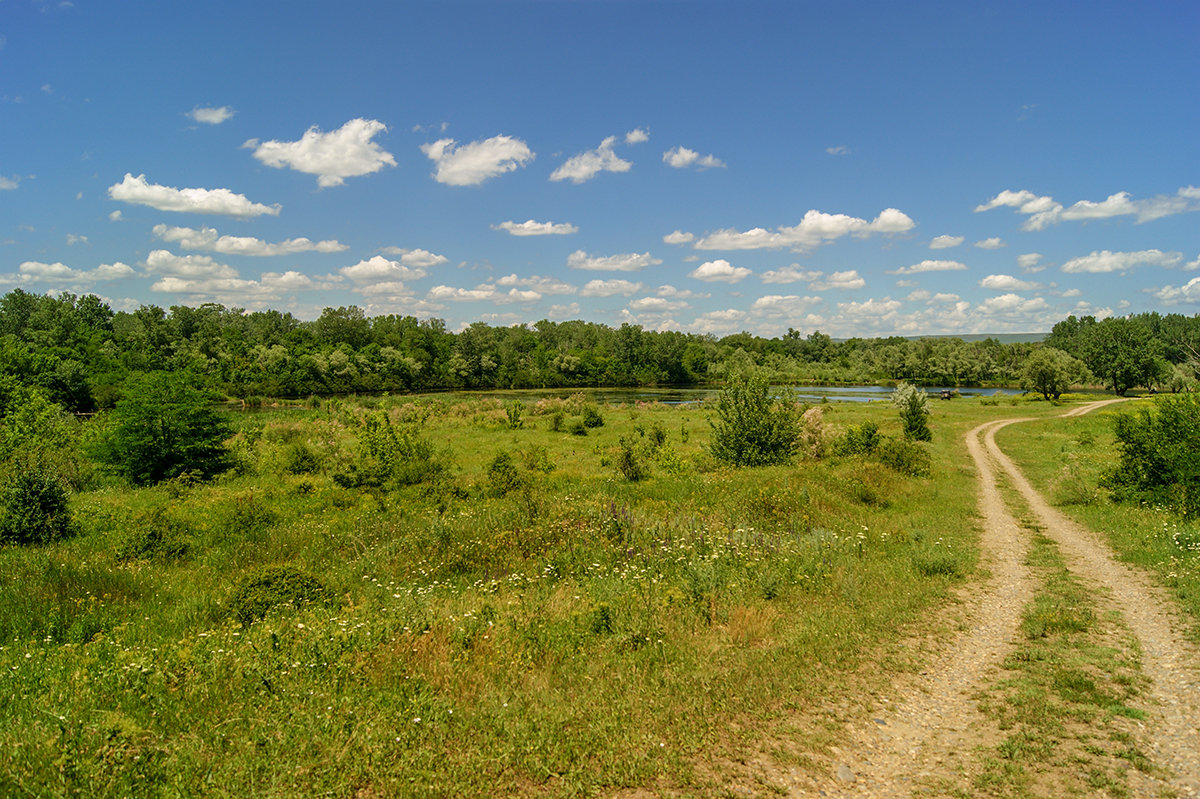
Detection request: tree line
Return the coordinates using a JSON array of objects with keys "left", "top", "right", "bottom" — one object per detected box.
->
[{"left": 1, "top": 288, "right": 1198, "bottom": 413}]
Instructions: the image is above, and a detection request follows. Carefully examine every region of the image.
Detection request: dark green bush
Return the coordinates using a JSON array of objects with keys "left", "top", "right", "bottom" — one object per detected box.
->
[
  {"left": 333, "top": 411, "right": 446, "bottom": 488},
  {"left": 486, "top": 451, "right": 524, "bottom": 497},
  {"left": 708, "top": 373, "right": 799, "bottom": 467},
  {"left": 581, "top": 405, "right": 604, "bottom": 428},
  {"left": 876, "top": 436, "right": 932, "bottom": 476},
  {"left": 282, "top": 440, "right": 321, "bottom": 474},
  {"left": 0, "top": 466, "right": 75, "bottom": 545},
  {"left": 833, "top": 421, "right": 880, "bottom": 456},
  {"left": 228, "top": 565, "right": 337, "bottom": 626},
  {"left": 892, "top": 382, "right": 932, "bottom": 442},
  {"left": 615, "top": 436, "right": 650, "bottom": 482},
  {"left": 1104, "top": 394, "right": 1200, "bottom": 515},
  {"left": 115, "top": 508, "right": 190, "bottom": 562}
]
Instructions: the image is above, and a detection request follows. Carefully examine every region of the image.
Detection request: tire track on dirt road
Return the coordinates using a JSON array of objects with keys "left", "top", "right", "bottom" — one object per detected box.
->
[
  {"left": 985, "top": 403, "right": 1200, "bottom": 797},
  {"left": 811, "top": 417, "right": 1043, "bottom": 797}
]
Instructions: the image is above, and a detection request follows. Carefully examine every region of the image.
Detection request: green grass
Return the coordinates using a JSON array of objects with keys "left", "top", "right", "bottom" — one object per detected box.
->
[
  {"left": 973, "top": 533, "right": 1151, "bottom": 798},
  {"left": 0, "top": 392, "right": 1086, "bottom": 797},
  {"left": 996, "top": 401, "right": 1200, "bottom": 637}
]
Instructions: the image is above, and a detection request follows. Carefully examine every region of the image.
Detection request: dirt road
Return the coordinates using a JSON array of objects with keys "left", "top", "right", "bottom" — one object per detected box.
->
[{"left": 815, "top": 399, "right": 1200, "bottom": 797}]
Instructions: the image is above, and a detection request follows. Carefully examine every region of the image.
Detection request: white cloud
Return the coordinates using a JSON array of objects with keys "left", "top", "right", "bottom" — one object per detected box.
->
[
  {"left": 692, "top": 208, "right": 914, "bottom": 252},
  {"left": 421, "top": 135, "right": 533, "bottom": 186},
  {"left": 108, "top": 210, "right": 123, "bottom": 221},
  {"left": 188, "top": 106, "right": 234, "bottom": 125},
  {"left": 495, "top": 274, "right": 576, "bottom": 294},
  {"left": 567, "top": 250, "right": 661, "bottom": 272},
  {"left": 629, "top": 296, "right": 687, "bottom": 312},
  {"left": 809, "top": 269, "right": 865, "bottom": 291},
  {"left": 341, "top": 255, "right": 429, "bottom": 283},
  {"left": 825, "top": 145, "right": 850, "bottom": 156},
  {"left": 625, "top": 128, "right": 649, "bottom": 144},
  {"left": 378, "top": 247, "right": 449, "bottom": 268},
  {"left": 548, "top": 302, "right": 581, "bottom": 319},
  {"left": 837, "top": 297, "right": 903, "bottom": 319},
  {"left": 689, "top": 259, "right": 750, "bottom": 283},
  {"left": 427, "top": 285, "right": 496, "bottom": 302},
  {"left": 974, "top": 237, "right": 1005, "bottom": 249},
  {"left": 247, "top": 118, "right": 396, "bottom": 187},
  {"left": 579, "top": 279, "right": 643, "bottom": 297},
  {"left": 492, "top": 219, "right": 578, "bottom": 236},
  {"left": 662, "top": 146, "right": 725, "bottom": 170},
  {"left": 976, "top": 186, "right": 1200, "bottom": 230},
  {"left": 1060, "top": 249, "right": 1182, "bottom": 274},
  {"left": 1187, "top": 254, "right": 1200, "bottom": 271},
  {"left": 0, "top": 175, "right": 18, "bottom": 190},
  {"left": 663, "top": 230, "right": 695, "bottom": 245},
  {"left": 1148, "top": 276, "right": 1200, "bottom": 305},
  {"left": 980, "top": 274, "right": 1040, "bottom": 291},
  {"left": 979, "top": 293, "right": 1049, "bottom": 315},
  {"left": 906, "top": 290, "right": 931, "bottom": 301},
  {"left": 887, "top": 259, "right": 968, "bottom": 275},
  {"left": 932, "top": 292, "right": 961, "bottom": 303},
  {"left": 760, "top": 264, "right": 822, "bottom": 284},
  {"left": 152, "top": 224, "right": 347, "bottom": 256},
  {"left": 66, "top": 234, "right": 88, "bottom": 245},
  {"left": 19, "top": 260, "right": 136, "bottom": 283},
  {"left": 656, "top": 285, "right": 708, "bottom": 300},
  {"left": 751, "top": 295, "right": 822, "bottom": 317},
  {"left": 108, "top": 173, "right": 280, "bottom": 217},
  {"left": 929, "top": 235, "right": 963, "bottom": 249},
  {"left": 550, "top": 135, "right": 632, "bottom": 183},
  {"left": 1060, "top": 288, "right": 1082, "bottom": 298},
  {"left": 144, "top": 249, "right": 238, "bottom": 279},
  {"left": 692, "top": 308, "right": 747, "bottom": 334},
  {"left": 1017, "top": 253, "right": 1044, "bottom": 272}
]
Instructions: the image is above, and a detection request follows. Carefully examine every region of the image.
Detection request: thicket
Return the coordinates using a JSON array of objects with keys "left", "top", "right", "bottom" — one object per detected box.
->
[
  {"left": 1104, "top": 393, "right": 1200, "bottom": 516},
  {"left": 709, "top": 373, "right": 800, "bottom": 466}
]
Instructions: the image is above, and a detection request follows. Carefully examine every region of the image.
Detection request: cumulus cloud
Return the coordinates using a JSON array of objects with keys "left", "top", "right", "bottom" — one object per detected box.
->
[
  {"left": 579, "top": 279, "right": 643, "bottom": 297},
  {"left": 826, "top": 145, "right": 850, "bottom": 156},
  {"left": 974, "top": 237, "right": 1005, "bottom": 249},
  {"left": 1018, "top": 253, "right": 1044, "bottom": 272},
  {"left": 18, "top": 260, "right": 133, "bottom": 283},
  {"left": 809, "top": 270, "right": 865, "bottom": 291},
  {"left": 550, "top": 136, "right": 632, "bottom": 183},
  {"left": 548, "top": 302, "right": 582, "bottom": 319},
  {"left": 930, "top": 235, "right": 963, "bottom": 249},
  {"left": 421, "top": 135, "right": 533, "bottom": 186},
  {"left": 976, "top": 186, "right": 1200, "bottom": 230},
  {"left": 377, "top": 247, "right": 450, "bottom": 268},
  {"left": 0, "top": 175, "right": 18, "bottom": 190},
  {"left": 492, "top": 219, "right": 578, "bottom": 236},
  {"left": 341, "top": 255, "right": 429, "bottom": 284},
  {"left": 629, "top": 296, "right": 687, "bottom": 312},
  {"left": 887, "top": 259, "right": 968, "bottom": 275},
  {"left": 980, "top": 274, "right": 1040, "bottom": 291},
  {"left": 625, "top": 128, "right": 649, "bottom": 144},
  {"left": 662, "top": 146, "right": 725, "bottom": 169},
  {"left": 692, "top": 308, "right": 747, "bottom": 334},
  {"left": 188, "top": 106, "right": 234, "bottom": 125},
  {"left": 567, "top": 250, "right": 661, "bottom": 272},
  {"left": 751, "top": 295, "right": 822, "bottom": 317},
  {"left": 108, "top": 210, "right": 123, "bottom": 221},
  {"left": 691, "top": 208, "right": 914, "bottom": 252},
  {"left": 108, "top": 173, "right": 280, "bottom": 217},
  {"left": 1060, "top": 249, "right": 1182, "bottom": 274},
  {"left": 425, "top": 284, "right": 541, "bottom": 304},
  {"left": 247, "top": 118, "right": 397, "bottom": 187},
  {"left": 495, "top": 274, "right": 576, "bottom": 294},
  {"left": 656, "top": 285, "right": 709, "bottom": 300},
  {"left": 144, "top": 250, "right": 239, "bottom": 279},
  {"left": 663, "top": 230, "right": 695, "bottom": 245},
  {"left": 1148, "top": 276, "right": 1200, "bottom": 305},
  {"left": 689, "top": 259, "right": 750, "bottom": 283},
  {"left": 760, "top": 265, "right": 822, "bottom": 284},
  {"left": 153, "top": 224, "right": 347, "bottom": 256}
]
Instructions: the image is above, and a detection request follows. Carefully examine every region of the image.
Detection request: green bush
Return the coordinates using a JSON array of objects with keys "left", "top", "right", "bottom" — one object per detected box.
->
[
  {"left": 228, "top": 565, "right": 337, "bottom": 626},
  {"left": 282, "top": 440, "right": 321, "bottom": 474},
  {"left": 486, "top": 451, "right": 525, "bottom": 497},
  {"left": 833, "top": 421, "right": 880, "bottom": 456},
  {"left": 581, "top": 405, "right": 604, "bottom": 428},
  {"left": 876, "top": 436, "right": 931, "bottom": 477},
  {"left": 891, "top": 382, "right": 932, "bottom": 442},
  {"left": 116, "top": 507, "right": 190, "bottom": 561},
  {"left": 1104, "top": 393, "right": 1200, "bottom": 515},
  {"left": 333, "top": 411, "right": 446, "bottom": 488},
  {"left": 709, "top": 373, "right": 799, "bottom": 466},
  {"left": 615, "top": 436, "right": 650, "bottom": 482},
  {"left": 0, "top": 466, "right": 75, "bottom": 545}
]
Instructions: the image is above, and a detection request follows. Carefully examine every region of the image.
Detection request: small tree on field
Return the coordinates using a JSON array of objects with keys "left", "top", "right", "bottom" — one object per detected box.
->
[
  {"left": 1104, "top": 393, "right": 1200, "bottom": 516},
  {"left": 709, "top": 373, "right": 799, "bottom": 466},
  {"left": 91, "top": 371, "right": 232, "bottom": 486},
  {"left": 891, "top": 382, "right": 932, "bottom": 442}
]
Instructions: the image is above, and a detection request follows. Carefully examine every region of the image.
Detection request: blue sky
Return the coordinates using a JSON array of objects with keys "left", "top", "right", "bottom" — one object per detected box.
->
[{"left": 2, "top": 0, "right": 1198, "bottom": 337}]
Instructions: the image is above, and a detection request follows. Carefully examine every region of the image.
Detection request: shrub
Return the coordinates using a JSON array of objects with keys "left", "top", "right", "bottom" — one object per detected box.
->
[
  {"left": 797, "top": 406, "right": 827, "bottom": 459},
  {"left": 486, "top": 451, "right": 525, "bottom": 497},
  {"left": 709, "top": 373, "right": 799, "bottom": 466},
  {"left": 581, "top": 405, "right": 605, "bottom": 428},
  {"left": 892, "top": 382, "right": 932, "bottom": 442},
  {"left": 1104, "top": 393, "right": 1200, "bottom": 515},
  {"left": 567, "top": 419, "right": 588, "bottom": 436},
  {"left": 0, "top": 466, "right": 75, "bottom": 545},
  {"left": 229, "top": 565, "right": 337, "bottom": 626},
  {"left": 333, "top": 411, "right": 446, "bottom": 488},
  {"left": 90, "top": 371, "right": 232, "bottom": 485},
  {"left": 282, "top": 440, "right": 321, "bottom": 474},
  {"left": 116, "top": 508, "right": 190, "bottom": 561},
  {"left": 876, "top": 436, "right": 932, "bottom": 476},
  {"left": 615, "top": 436, "right": 651, "bottom": 482},
  {"left": 503, "top": 400, "right": 525, "bottom": 430},
  {"left": 833, "top": 421, "right": 880, "bottom": 456},
  {"left": 520, "top": 445, "right": 555, "bottom": 474},
  {"left": 549, "top": 411, "right": 564, "bottom": 432}
]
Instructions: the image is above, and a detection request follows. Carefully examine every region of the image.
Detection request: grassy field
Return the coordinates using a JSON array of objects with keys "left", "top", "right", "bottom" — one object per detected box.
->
[{"left": 0, "top": 391, "right": 1095, "bottom": 797}]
